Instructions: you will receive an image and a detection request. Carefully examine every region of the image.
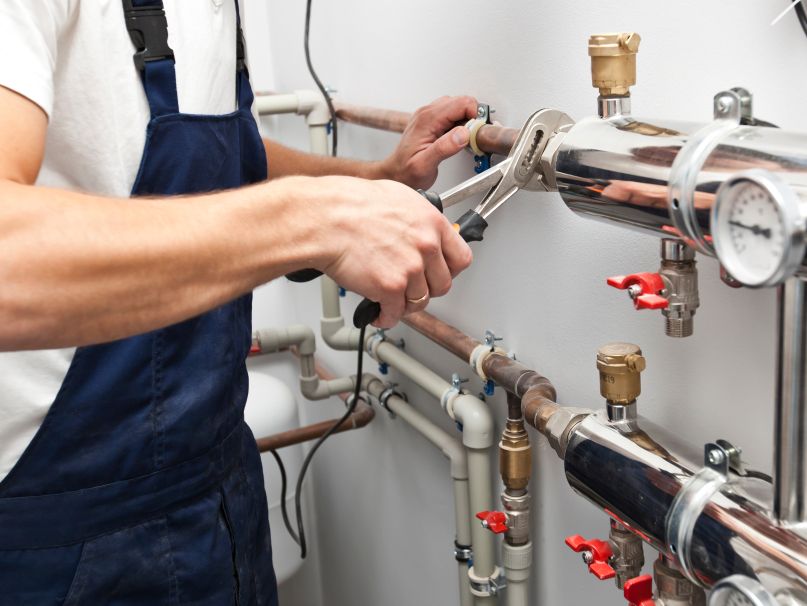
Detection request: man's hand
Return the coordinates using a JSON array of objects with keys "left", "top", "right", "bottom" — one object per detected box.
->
[
  {"left": 377, "top": 96, "right": 478, "bottom": 190},
  {"left": 308, "top": 176, "right": 473, "bottom": 328}
]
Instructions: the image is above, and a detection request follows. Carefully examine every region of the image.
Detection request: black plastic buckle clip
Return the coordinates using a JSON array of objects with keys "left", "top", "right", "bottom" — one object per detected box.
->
[
  {"left": 236, "top": 27, "right": 246, "bottom": 72},
  {"left": 123, "top": 1, "right": 175, "bottom": 71}
]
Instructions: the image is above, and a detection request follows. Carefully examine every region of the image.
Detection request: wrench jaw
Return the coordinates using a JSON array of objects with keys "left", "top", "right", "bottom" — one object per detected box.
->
[
  {"left": 473, "top": 108, "right": 576, "bottom": 221},
  {"left": 520, "top": 108, "right": 576, "bottom": 193}
]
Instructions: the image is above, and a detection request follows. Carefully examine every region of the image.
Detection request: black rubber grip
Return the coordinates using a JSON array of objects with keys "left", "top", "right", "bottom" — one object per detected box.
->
[
  {"left": 286, "top": 268, "right": 323, "bottom": 283},
  {"left": 417, "top": 189, "right": 443, "bottom": 213},
  {"left": 353, "top": 299, "right": 382, "bottom": 329},
  {"left": 455, "top": 209, "right": 488, "bottom": 242}
]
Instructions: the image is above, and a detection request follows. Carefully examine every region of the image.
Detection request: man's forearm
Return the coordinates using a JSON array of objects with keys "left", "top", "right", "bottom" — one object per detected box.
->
[
  {"left": 0, "top": 177, "right": 328, "bottom": 351},
  {"left": 263, "top": 138, "right": 390, "bottom": 180}
]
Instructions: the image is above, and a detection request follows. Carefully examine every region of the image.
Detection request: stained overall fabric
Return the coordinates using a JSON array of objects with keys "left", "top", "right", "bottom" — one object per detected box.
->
[{"left": 0, "top": 2, "right": 277, "bottom": 604}]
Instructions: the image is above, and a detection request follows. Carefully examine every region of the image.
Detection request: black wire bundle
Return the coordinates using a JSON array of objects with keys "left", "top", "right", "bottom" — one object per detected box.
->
[
  {"left": 269, "top": 324, "right": 367, "bottom": 558},
  {"left": 304, "top": 0, "right": 338, "bottom": 156}
]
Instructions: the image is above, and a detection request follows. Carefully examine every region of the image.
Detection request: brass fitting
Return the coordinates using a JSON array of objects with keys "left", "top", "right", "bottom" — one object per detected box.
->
[
  {"left": 499, "top": 419, "right": 532, "bottom": 492},
  {"left": 597, "top": 343, "right": 646, "bottom": 404},
  {"left": 589, "top": 32, "right": 641, "bottom": 97}
]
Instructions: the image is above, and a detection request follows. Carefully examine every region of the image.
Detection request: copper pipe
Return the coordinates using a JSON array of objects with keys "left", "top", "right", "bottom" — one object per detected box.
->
[
  {"left": 253, "top": 353, "right": 375, "bottom": 452},
  {"left": 402, "top": 311, "right": 479, "bottom": 361},
  {"left": 256, "top": 402, "right": 374, "bottom": 452},
  {"left": 403, "top": 311, "right": 560, "bottom": 435},
  {"left": 334, "top": 102, "right": 518, "bottom": 157}
]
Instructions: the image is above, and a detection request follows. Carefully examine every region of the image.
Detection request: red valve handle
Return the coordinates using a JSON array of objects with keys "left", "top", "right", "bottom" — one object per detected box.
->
[
  {"left": 476, "top": 510, "right": 508, "bottom": 534},
  {"left": 564, "top": 535, "right": 616, "bottom": 580},
  {"left": 606, "top": 273, "right": 669, "bottom": 311},
  {"left": 624, "top": 575, "right": 655, "bottom": 606}
]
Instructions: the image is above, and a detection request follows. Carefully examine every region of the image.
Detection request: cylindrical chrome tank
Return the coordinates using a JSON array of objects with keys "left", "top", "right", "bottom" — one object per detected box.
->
[
  {"left": 563, "top": 411, "right": 807, "bottom": 597},
  {"left": 553, "top": 115, "right": 807, "bottom": 258}
]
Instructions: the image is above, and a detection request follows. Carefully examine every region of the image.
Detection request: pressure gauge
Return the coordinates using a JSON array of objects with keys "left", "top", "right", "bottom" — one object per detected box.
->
[
  {"left": 712, "top": 170, "right": 806, "bottom": 287},
  {"left": 709, "top": 575, "right": 779, "bottom": 606}
]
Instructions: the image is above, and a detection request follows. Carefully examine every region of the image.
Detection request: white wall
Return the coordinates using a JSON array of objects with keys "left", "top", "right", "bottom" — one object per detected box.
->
[{"left": 243, "top": 1, "right": 807, "bottom": 604}]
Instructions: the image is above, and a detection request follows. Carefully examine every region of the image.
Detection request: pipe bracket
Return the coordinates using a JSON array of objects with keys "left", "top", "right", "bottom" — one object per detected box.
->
[
  {"left": 468, "top": 565, "right": 505, "bottom": 598},
  {"left": 378, "top": 383, "right": 406, "bottom": 419},
  {"left": 665, "top": 442, "right": 732, "bottom": 586},
  {"left": 470, "top": 344, "right": 508, "bottom": 381},
  {"left": 454, "top": 541, "right": 473, "bottom": 564},
  {"left": 667, "top": 89, "right": 742, "bottom": 255}
]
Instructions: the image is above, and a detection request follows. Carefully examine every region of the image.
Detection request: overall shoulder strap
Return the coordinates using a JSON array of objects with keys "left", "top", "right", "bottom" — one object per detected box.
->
[
  {"left": 233, "top": 0, "right": 255, "bottom": 111},
  {"left": 122, "top": 0, "right": 180, "bottom": 117}
]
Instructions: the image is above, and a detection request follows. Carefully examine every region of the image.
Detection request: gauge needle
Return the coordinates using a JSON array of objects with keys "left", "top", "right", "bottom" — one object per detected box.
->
[{"left": 729, "top": 220, "right": 772, "bottom": 239}]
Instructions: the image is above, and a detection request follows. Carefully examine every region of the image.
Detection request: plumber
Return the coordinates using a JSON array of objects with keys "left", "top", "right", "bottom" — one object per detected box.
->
[{"left": 0, "top": 1, "right": 474, "bottom": 603}]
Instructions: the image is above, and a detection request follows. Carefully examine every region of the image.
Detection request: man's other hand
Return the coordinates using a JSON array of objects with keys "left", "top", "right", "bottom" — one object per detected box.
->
[
  {"left": 378, "top": 96, "right": 478, "bottom": 190},
  {"left": 310, "top": 176, "right": 473, "bottom": 328}
]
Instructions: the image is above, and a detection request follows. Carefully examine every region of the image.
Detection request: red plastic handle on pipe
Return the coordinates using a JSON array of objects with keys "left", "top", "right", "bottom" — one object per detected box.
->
[
  {"left": 476, "top": 510, "right": 508, "bottom": 534},
  {"left": 624, "top": 575, "right": 656, "bottom": 606},
  {"left": 607, "top": 273, "right": 669, "bottom": 310},
  {"left": 565, "top": 534, "right": 616, "bottom": 580}
]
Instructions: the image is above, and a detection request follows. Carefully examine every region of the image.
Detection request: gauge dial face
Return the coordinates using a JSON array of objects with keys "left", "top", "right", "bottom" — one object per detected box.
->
[{"left": 712, "top": 171, "right": 804, "bottom": 287}]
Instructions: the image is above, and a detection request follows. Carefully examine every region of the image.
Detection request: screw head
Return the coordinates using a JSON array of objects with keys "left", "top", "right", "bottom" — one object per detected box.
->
[{"left": 707, "top": 449, "right": 726, "bottom": 466}]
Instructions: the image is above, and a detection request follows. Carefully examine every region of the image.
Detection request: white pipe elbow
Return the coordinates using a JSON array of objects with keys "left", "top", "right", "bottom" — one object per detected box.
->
[
  {"left": 299, "top": 375, "right": 356, "bottom": 401},
  {"left": 321, "top": 318, "right": 368, "bottom": 352},
  {"left": 452, "top": 394, "right": 495, "bottom": 450},
  {"left": 294, "top": 89, "right": 332, "bottom": 127},
  {"left": 254, "top": 325, "right": 316, "bottom": 355}
]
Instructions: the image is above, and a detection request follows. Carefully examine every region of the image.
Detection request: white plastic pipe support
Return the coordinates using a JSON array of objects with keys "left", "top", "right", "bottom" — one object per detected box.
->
[{"left": 503, "top": 542, "right": 532, "bottom": 606}]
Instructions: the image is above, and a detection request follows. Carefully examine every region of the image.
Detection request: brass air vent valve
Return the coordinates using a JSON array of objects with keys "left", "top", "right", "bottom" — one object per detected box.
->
[
  {"left": 597, "top": 343, "right": 646, "bottom": 421},
  {"left": 589, "top": 32, "right": 641, "bottom": 117}
]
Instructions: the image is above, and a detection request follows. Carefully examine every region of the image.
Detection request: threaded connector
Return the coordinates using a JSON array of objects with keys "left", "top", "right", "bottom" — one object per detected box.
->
[{"left": 665, "top": 316, "right": 694, "bottom": 338}]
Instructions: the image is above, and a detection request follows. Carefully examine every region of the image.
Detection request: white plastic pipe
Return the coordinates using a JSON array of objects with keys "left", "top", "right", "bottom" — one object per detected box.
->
[
  {"left": 309, "top": 125, "right": 329, "bottom": 156},
  {"left": 503, "top": 542, "right": 532, "bottom": 606},
  {"left": 364, "top": 377, "right": 473, "bottom": 606},
  {"left": 255, "top": 93, "right": 300, "bottom": 116},
  {"left": 255, "top": 90, "right": 331, "bottom": 127},
  {"left": 252, "top": 325, "right": 356, "bottom": 401},
  {"left": 372, "top": 340, "right": 455, "bottom": 403},
  {"left": 367, "top": 340, "right": 498, "bottom": 603}
]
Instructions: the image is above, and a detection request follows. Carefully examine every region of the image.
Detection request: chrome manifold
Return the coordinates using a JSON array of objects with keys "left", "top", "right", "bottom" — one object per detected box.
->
[{"left": 556, "top": 410, "right": 807, "bottom": 602}]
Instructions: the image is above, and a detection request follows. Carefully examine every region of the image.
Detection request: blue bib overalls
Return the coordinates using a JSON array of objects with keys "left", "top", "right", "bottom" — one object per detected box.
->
[{"left": 0, "top": 1, "right": 278, "bottom": 604}]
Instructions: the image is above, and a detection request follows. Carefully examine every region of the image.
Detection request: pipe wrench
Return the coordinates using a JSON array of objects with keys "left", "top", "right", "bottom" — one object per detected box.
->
[
  {"left": 426, "top": 107, "right": 573, "bottom": 243},
  {"left": 351, "top": 108, "right": 574, "bottom": 327}
]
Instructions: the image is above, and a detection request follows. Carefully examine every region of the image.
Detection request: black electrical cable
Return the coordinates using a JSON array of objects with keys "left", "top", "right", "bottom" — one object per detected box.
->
[
  {"left": 267, "top": 448, "right": 300, "bottom": 545},
  {"left": 304, "top": 0, "right": 338, "bottom": 157},
  {"left": 292, "top": 323, "right": 367, "bottom": 558},
  {"left": 796, "top": 0, "right": 807, "bottom": 38}
]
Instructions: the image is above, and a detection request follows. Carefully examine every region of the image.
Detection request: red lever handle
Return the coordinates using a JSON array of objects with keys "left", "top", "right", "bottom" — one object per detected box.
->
[
  {"left": 607, "top": 273, "right": 669, "bottom": 311},
  {"left": 476, "top": 510, "right": 508, "bottom": 534},
  {"left": 564, "top": 535, "right": 616, "bottom": 580},
  {"left": 624, "top": 575, "right": 655, "bottom": 606}
]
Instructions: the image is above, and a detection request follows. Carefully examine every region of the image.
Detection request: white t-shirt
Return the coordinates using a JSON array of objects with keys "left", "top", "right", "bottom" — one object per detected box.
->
[{"left": 0, "top": 0, "right": 248, "bottom": 482}]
